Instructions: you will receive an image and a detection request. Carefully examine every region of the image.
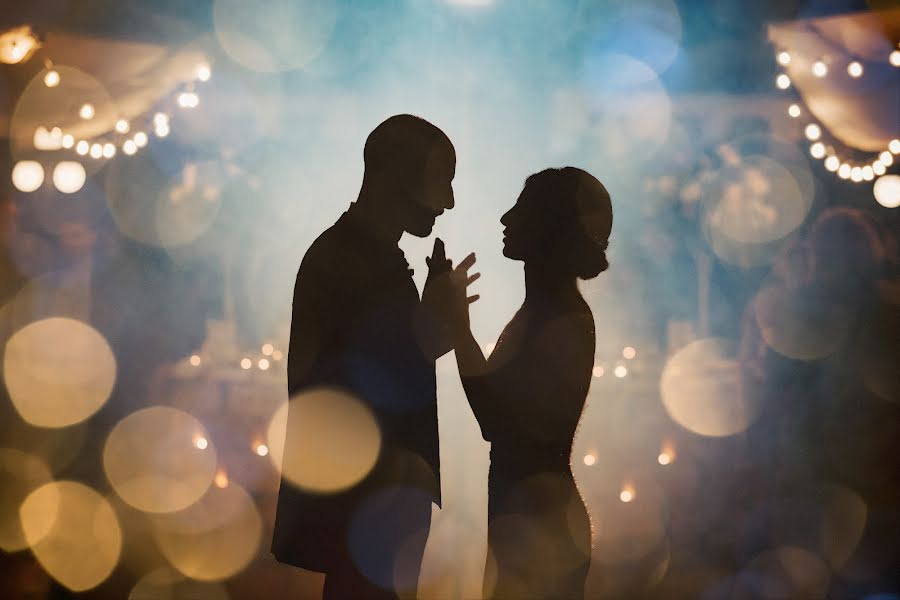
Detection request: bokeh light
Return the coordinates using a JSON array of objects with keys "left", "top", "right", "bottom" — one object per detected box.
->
[
  {"left": 103, "top": 406, "right": 217, "bottom": 513},
  {"left": 20, "top": 481, "right": 122, "bottom": 592},
  {"left": 733, "top": 546, "right": 830, "bottom": 599},
  {"left": 213, "top": 0, "right": 338, "bottom": 72},
  {"left": 266, "top": 387, "right": 381, "bottom": 493},
  {"left": 873, "top": 174, "right": 900, "bottom": 208},
  {"left": 129, "top": 567, "right": 230, "bottom": 600},
  {"left": 11, "top": 160, "right": 44, "bottom": 192},
  {"left": 753, "top": 284, "right": 850, "bottom": 360},
  {"left": 4, "top": 318, "right": 116, "bottom": 428},
  {"left": 0, "top": 449, "right": 53, "bottom": 552},
  {"left": 151, "top": 483, "right": 261, "bottom": 581},
  {"left": 51, "top": 161, "right": 87, "bottom": 194},
  {"left": 661, "top": 338, "right": 757, "bottom": 437}
]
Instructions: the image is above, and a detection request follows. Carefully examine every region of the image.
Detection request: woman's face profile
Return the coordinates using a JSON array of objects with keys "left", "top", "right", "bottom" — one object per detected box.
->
[{"left": 501, "top": 183, "right": 542, "bottom": 261}]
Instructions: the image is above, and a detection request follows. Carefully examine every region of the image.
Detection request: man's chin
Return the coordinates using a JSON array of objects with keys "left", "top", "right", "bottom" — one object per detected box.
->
[{"left": 407, "top": 221, "right": 436, "bottom": 238}]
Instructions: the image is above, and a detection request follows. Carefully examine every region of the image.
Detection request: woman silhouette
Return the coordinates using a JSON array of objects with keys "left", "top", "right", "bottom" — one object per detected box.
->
[{"left": 451, "top": 167, "right": 613, "bottom": 599}]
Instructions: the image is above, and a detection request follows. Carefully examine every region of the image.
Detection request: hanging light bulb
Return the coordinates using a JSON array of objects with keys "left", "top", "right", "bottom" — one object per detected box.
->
[
  {"left": 812, "top": 60, "right": 828, "bottom": 77},
  {"left": 776, "top": 74, "right": 791, "bottom": 89},
  {"left": 880, "top": 151, "right": 894, "bottom": 166},
  {"left": 873, "top": 161, "right": 886, "bottom": 176},
  {"left": 11, "top": 161, "right": 44, "bottom": 192},
  {"left": 61, "top": 134, "right": 74, "bottom": 149},
  {"left": 133, "top": 132, "right": 148, "bottom": 148},
  {"left": 810, "top": 142, "right": 826, "bottom": 159},
  {"left": 889, "top": 139, "right": 900, "bottom": 154},
  {"left": 824, "top": 156, "right": 840, "bottom": 172},
  {"left": 197, "top": 63, "right": 211, "bottom": 81},
  {"left": 115, "top": 119, "right": 129, "bottom": 134},
  {"left": 804, "top": 124, "right": 821, "bottom": 141},
  {"left": 44, "top": 69, "right": 60, "bottom": 87},
  {"left": 75, "top": 140, "right": 89, "bottom": 155},
  {"left": 79, "top": 104, "right": 95, "bottom": 120},
  {"left": 838, "top": 164, "right": 851, "bottom": 179},
  {"left": 890, "top": 50, "right": 900, "bottom": 67},
  {"left": 89, "top": 143, "right": 103, "bottom": 159},
  {"left": 850, "top": 167, "right": 863, "bottom": 182},
  {"left": 873, "top": 175, "right": 900, "bottom": 208},
  {"left": 102, "top": 143, "right": 116, "bottom": 158},
  {"left": 777, "top": 51, "right": 791, "bottom": 66},
  {"left": 123, "top": 140, "right": 137, "bottom": 155},
  {"left": 862, "top": 166, "right": 874, "bottom": 181},
  {"left": 788, "top": 104, "right": 801, "bottom": 118},
  {"left": 52, "top": 161, "right": 86, "bottom": 194},
  {"left": 847, "top": 61, "right": 863, "bottom": 78}
]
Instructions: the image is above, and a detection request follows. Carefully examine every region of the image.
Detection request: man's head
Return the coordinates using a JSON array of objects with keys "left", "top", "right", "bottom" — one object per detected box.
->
[{"left": 361, "top": 114, "right": 455, "bottom": 237}]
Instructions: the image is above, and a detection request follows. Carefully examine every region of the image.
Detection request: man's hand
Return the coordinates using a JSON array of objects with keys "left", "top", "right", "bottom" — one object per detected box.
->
[{"left": 417, "top": 239, "right": 480, "bottom": 360}]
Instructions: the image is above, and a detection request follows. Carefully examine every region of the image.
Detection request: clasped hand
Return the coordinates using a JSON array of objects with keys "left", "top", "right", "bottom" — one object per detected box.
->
[{"left": 419, "top": 238, "right": 480, "bottom": 358}]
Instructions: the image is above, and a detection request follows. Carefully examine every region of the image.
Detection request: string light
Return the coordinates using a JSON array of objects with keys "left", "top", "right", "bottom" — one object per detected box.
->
[
  {"left": 11, "top": 161, "right": 44, "bottom": 192},
  {"left": 880, "top": 151, "right": 894, "bottom": 166},
  {"left": 115, "top": 119, "right": 130, "bottom": 134},
  {"left": 873, "top": 161, "right": 886, "bottom": 176},
  {"left": 79, "top": 103, "right": 95, "bottom": 120},
  {"left": 240, "top": 358, "right": 251, "bottom": 370},
  {"left": 196, "top": 63, "right": 211, "bottom": 82},
  {"left": 61, "top": 134, "right": 74, "bottom": 149},
  {"left": 890, "top": 139, "right": 900, "bottom": 154},
  {"left": 838, "top": 164, "right": 851, "bottom": 179},
  {"left": 847, "top": 61, "right": 863, "bottom": 78},
  {"left": 89, "top": 143, "right": 103, "bottom": 159},
  {"left": 614, "top": 365, "right": 628, "bottom": 378},
  {"left": 804, "top": 124, "right": 821, "bottom": 141},
  {"left": 824, "top": 156, "right": 840, "bottom": 172},
  {"left": 776, "top": 74, "right": 791, "bottom": 89},
  {"left": 776, "top": 51, "right": 791, "bottom": 66},
  {"left": 850, "top": 167, "right": 863, "bottom": 182},
  {"left": 812, "top": 60, "right": 828, "bottom": 77},
  {"left": 189, "top": 354, "right": 201, "bottom": 367},
  {"left": 44, "top": 69, "right": 60, "bottom": 87},
  {"left": 76, "top": 140, "right": 89, "bottom": 155},
  {"left": 123, "top": 140, "right": 137, "bottom": 155},
  {"left": 788, "top": 104, "right": 801, "bottom": 118},
  {"left": 890, "top": 50, "right": 900, "bottom": 67},
  {"left": 133, "top": 132, "right": 148, "bottom": 148},
  {"left": 583, "top": 454, "right": 596, "bottom": 466},
  {"left": 862, "top": 166, "right": 874, "bottom": 181},
  {"left": 177, "top": 92, "right": 199, "bottom": 108},
  {"left": 102, "top": 143, "right": 116, "bottom": 159},
  {"left": 810, "top": 142, "right": 826, "bottom": 159}
]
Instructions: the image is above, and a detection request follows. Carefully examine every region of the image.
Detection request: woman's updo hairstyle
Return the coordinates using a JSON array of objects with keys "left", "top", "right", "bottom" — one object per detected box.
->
[{"left": 525, "top": 167, "right": 613, "bottom": 280}]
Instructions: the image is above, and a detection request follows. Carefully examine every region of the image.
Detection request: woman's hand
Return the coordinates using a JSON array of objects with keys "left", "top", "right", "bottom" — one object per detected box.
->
[{"left": 419, "top": 240, "right": 479, "bottom": 359}]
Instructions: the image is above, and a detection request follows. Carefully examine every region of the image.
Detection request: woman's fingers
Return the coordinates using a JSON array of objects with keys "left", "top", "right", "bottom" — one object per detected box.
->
[
  {"left": 466, "top": 272, "right": 481, "bottom": 286},
  {"left": 455, "top": 252, "right": 477, "bottom": 273}
]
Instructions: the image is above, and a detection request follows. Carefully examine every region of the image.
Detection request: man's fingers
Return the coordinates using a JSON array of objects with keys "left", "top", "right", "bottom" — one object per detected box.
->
[
  {"left": 466, "top": 272, "right": 481, "bottom": 286},
  {"left": 455, "top": 252, "right": 477, "bottom": 273},
  {"left": 467, "top": 295, "right": 480, "bottom": 304},
  {"left": 431, "top": 237, "right": 446, "bottom": 262}
]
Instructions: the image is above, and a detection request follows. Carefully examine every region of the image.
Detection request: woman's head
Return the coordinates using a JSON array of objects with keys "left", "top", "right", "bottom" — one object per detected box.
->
[{"left": 501, "top": 167, "right": 612, "bottom": 280}]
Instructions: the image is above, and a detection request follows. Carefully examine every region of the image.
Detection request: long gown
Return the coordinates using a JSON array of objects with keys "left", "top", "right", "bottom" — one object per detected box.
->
[{"left": 462, "top": 292, "right": 595, "bottom": 600}]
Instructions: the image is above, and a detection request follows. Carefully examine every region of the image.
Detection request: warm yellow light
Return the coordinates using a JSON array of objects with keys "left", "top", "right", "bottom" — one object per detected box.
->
[
  {"left": 115, "top": 119, "right": 129, "bottom": 134},
  {"left": 850, "top": 167, "right": 863, "bottom": 182},
  {"left": 133, "top": 132, "right": 148, "bottom": 147},
  {"left": 890, "top": 50, "right": 900, "bottom": 67},
  {"left": 177, "top": 92, "right": 199, "bottom": 108},
  {"left": 788, "top": 104, "right": 801, "bottom": 118},
  {"left": 824, "top": 156, "right": 840, "bottom": 172},
  {"left": 272, "top": 350, "right": 284, "bottom": 361},
  {"left": 90, "top": 143, "right": 103, "bottom": 159},
  {"left": 194, "top": 435, "right": 208, "bottom": 450},
  {"left": 776, "top": 74, "right": 791, "bottom": 89},
  {"left": 873, "top": 161, "right": 886, "bottom": 176},
  {"left": 189, "top": 354, "right": 201, "bottom": 367},
  {"left": 623, "top": 346, "right": 636, "bottom": 359},
  {"left": 812, "top": 60, "right": 828, "bottom": 77},
  {"left": 102, "top": 143, "right": 116, "bottom": 158},
  {"left": 11, "top": 160, "right": 44, "bottom": 192},
  {"left": 240, "top": 358, "right": 252, "bottom": 370},
  {"left": 154, "top": 112, "right": 168, "bottom": 126},
  {"left": 776, "top": 51, "right": 791, "bottom": 66},
  {"left": 79, "top": 103, "right": 95, "bottom": 120},
  {"left": 52, "top": 161, "right": 86, "bottom": 194},
  {"left": 592, "top": 365, "right": 604, "bottom": 378},
  {"left": 838, "top": 164, "right": 851, "bottom": 179},
  {"left": 873, "top": 175, "right": 900, "bottom": 208},
  {"left": 889, "top": 139, "right": 900, "bottom": 154},
  {"left": 76, "top": 140, "right": 89, "bottom": 155},
  {"left": 810, "top": 142, "right": 826, "bottom": 159},
  {"left": 214, "top": 469, "right": 228, "bottom": 488},
  {"left": 61, "top": 134, "right": 74, "bottom": 148},
  {"left": 614, "top": 365, "right": 628, "bottom": 378},
  {"left": 255, "top": 443, "right": 269, "bottom": 457},
  {"left": 122, "top": 140, "right": 137, "bottom": 155},
  {"left": 155, "top": 123, "right": 170, "bottom": 138},
  {"left": 804, "top": 124, "right": 821, "bottom": 141},
  {"left": 583, "top": 454, "right": 596, "bottom": 466},
  {"left": 847, "top": 61, "right": 863, "bottom": 78},
  {"left": 258, "top": 358, "right": 270, "bottom": 371},
  {"left": 262, "top": 343, "right": 274, "bottom": 356},
  {"left": 620, "top": 488, "right": 634, "bottom": 503},
  {"left": 880, "top": 151, "right": 894, "bottom": 166},
  {"left": 657, "top": 453, "right": 671, "bottom": 465},
  {"left": 0, "top": 26, "right": 41, "bottom": 64},
  {"left": 861, "top": 166, "right": 874, "bottom": 181},
  {"left": 197, "top": 63, "right": 212, "bottom": 82},
  {"left": 44, "top": 69, "right": 60, "bottom": 87}
]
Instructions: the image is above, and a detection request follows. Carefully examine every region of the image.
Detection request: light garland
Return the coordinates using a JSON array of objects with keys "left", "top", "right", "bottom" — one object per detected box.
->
[
  {"left": 773, "top": 44, "right": 900, "bottom": 190},
  {"left": 11, "top": 61, "right": 212, "bottom": 194}
]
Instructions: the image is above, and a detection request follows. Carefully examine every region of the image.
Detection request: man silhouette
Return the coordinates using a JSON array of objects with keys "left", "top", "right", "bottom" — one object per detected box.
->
[{"left": 272, "top": 114, "right": 464, "bottom": 599}]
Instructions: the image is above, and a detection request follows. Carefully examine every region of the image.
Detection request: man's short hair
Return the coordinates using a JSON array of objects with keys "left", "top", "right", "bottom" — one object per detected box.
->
[{"left": 363, "top": 114, "right": 455, "bottom": 176}]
